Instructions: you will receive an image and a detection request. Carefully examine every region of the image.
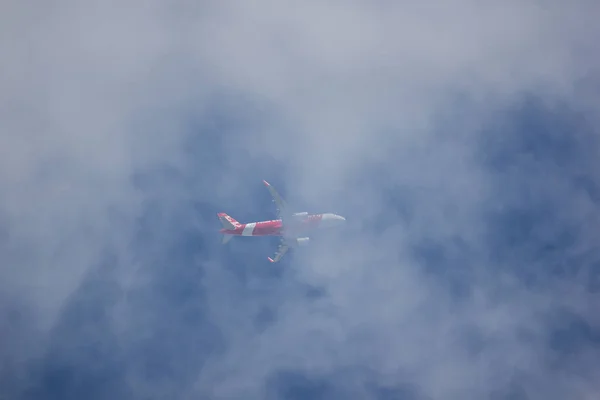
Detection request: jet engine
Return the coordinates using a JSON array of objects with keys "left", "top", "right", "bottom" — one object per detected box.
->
[{"left": 295, "top": 237, "right": 310, "bottom": 246}]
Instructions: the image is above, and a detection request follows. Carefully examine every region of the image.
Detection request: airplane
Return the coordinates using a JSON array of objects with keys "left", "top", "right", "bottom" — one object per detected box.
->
[{"left": 217, "top": 180, "right": 346, "bottom": 262}]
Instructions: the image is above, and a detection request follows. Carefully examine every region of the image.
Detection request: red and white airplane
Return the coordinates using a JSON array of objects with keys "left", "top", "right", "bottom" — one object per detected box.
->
[{"left": 218, "top": 180, "right": 346, "bottom": 262}]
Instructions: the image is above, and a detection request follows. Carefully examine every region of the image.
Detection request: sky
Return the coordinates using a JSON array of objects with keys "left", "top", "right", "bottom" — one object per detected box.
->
[{"left": 1, "top": 1, "right": 600, "bottom": 399}]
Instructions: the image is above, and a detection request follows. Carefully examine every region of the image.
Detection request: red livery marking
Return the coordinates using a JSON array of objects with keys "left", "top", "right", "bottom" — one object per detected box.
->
[
  {"left": 306, "top": 213, "right": 323, "bottom": 228},
  {"left": 252, "top": 219, "right": 283, "bottom": 236}
]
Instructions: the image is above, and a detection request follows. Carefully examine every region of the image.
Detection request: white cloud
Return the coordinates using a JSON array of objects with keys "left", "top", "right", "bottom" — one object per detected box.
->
[{"left": 1, "top": 1, "right": 600, "bottom": 398}]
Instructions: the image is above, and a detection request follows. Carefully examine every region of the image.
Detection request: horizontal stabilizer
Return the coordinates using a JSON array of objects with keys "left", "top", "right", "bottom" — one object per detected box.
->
[
  {"left": 217, "top": 212, "right": 240, "bottom": 230},
  {"left": 221, "top": 234, "right": 233, "bottom": 244}
]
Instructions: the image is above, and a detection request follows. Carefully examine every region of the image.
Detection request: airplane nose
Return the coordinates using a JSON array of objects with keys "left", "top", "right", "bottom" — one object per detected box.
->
[
  {"left": 334, "top": 214, "right": 346, "bottom": 223},
  {"left": 321, "top": 213, "right": 346, "bottom": 226}
]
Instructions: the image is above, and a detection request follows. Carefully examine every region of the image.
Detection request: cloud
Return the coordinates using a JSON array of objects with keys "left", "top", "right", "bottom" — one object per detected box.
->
[{"left": 1, "top": 1, "right": 600, "bottom": 399}]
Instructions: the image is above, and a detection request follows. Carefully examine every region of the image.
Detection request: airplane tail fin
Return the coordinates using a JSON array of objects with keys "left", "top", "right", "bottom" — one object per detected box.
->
[{"left": 217, "top": 212, "right": 241, "bottom": 230}]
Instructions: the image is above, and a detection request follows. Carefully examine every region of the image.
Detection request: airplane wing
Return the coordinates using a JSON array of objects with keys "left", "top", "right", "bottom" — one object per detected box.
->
[
  {"left": 263, "top": 180, "right": 289, "bottom": 221},
  {"left": 267, "top": 238, "right": 289, "bottom": 263}
]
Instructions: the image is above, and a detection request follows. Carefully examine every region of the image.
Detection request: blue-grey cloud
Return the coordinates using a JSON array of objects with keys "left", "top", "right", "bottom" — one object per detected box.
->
[{"left": 1, "top": 1, "right": 600, "bottom": 399}]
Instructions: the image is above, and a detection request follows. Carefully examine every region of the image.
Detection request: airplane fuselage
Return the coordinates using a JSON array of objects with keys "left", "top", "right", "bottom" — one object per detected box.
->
[
  {"left": 219, "top": 213, "right": 345, "bottom": 237},
  {"left": 218, "top": 180, "right": 346, "bottom": 262}
]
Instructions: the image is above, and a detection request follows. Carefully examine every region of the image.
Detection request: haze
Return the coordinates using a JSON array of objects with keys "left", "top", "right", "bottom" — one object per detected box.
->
[{"left": 1, "top": 1, "right": 600, "bottom": 399}]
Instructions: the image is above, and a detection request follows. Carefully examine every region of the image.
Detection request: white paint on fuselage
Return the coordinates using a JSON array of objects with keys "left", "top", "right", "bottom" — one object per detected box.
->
[
  {"left": 281, "top": 213, "right": 345, "bottom": 237},
  {"left": 319, "top": 213, "right": 346, "bottom": 228},
  {"left": 242, "top": 222, "right": 256, "bottom": 236}
]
